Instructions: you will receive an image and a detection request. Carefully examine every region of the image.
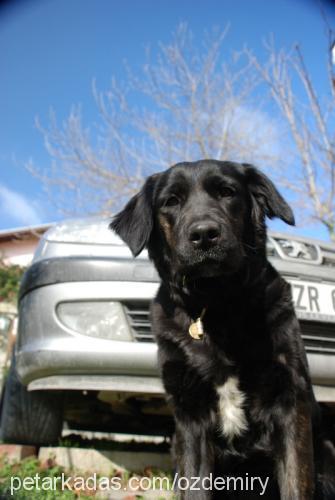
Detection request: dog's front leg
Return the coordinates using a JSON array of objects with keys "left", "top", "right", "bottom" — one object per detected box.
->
[
  {"left": 276, "top": 401, "right": 314, "bottom": 500},
  {"left": 173, "top": 419, "right": 215, "bottom": 500}
]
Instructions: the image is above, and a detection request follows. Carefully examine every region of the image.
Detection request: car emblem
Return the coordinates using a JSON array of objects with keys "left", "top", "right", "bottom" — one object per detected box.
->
[{"left": 269, "top": 236, "right": 322, "bottom": 264}]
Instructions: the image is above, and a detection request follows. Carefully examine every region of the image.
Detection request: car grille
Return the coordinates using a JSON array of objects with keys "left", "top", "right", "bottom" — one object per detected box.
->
[
  {"left": 300, "top": 321, "right": 335, "bottom": 355},
  {"left": 124, "top": 302, "right": 335, "bottom": 354},
  {"left": 123, "top": 301, "right": 154, "bottom": 342},
  {"left": 320, "top": 246, "right": 335, "bottom": 267},
  {"left": 267, "top": 234, "right": 335, "bottom": 268}
]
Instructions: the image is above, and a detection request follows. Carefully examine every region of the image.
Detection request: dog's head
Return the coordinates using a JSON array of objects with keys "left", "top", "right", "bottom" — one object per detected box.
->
[{"left": 111, "top": 160, "right": 294, "bottom": 280}]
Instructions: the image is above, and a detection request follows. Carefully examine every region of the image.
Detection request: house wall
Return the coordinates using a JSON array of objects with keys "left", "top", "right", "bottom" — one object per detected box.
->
[{"left": 0, "top": 238, "right": 39, "bottom": 267}]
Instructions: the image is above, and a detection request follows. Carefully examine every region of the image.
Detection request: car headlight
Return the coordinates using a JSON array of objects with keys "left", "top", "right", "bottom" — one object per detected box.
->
[{"left": 56, "top": 301, "right": 133, "bottom": 341}]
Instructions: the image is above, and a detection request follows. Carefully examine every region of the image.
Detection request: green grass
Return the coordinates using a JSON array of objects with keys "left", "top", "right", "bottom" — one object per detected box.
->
[
  {"left": 0, "top": 455, "right": 174, "bottom": 499},
  {"left": 0, "top": 456, "right": 76, "bottom": 499}
]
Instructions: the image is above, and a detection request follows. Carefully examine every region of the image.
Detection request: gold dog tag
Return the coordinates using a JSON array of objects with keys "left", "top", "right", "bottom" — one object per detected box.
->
[{"left": 189, "top": 317, "right": 204, "bottom": 339}]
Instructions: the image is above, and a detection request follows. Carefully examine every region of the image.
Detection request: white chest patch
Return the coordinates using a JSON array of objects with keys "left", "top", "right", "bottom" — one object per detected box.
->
[{"left": 216, "top": 376, "right": 248, "bottom": 442}]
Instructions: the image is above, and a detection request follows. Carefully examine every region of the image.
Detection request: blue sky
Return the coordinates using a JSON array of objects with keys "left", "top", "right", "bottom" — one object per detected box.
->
[{"left": 1, "top": 0, "right": 335, "bottom": 239}]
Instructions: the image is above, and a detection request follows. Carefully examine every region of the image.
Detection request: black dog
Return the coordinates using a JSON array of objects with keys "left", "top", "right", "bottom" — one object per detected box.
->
[{"left": 111, "top": 160, "right": 335, "bottom": 499}]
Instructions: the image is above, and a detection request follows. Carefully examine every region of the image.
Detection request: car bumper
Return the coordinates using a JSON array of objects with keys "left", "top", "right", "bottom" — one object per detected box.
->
[
  {"left": 17, "top": 278, "right": 335, "bottom": 401},
  {"left": 17, "top": 280, "right": 160, "bottom": 385},
  {"left": 17, "top": 337, "right": 160, "bottom": 385},
  {"left": 17, "top": 345, "right": 335, "bottom": 390}
]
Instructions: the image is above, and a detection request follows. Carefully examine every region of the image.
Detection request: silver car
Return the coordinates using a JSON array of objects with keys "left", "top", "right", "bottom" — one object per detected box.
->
[{"left": 1, "top": 218, "right": 335, "bottom": 445}]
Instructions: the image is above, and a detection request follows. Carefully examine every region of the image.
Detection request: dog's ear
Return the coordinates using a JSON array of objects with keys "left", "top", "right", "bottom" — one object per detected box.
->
[
  {"left": 244, "top": 164, "right": 295, "bottom": 226},
  {"left": 110, "top": 175, "right": 158, "bottom": 256}
]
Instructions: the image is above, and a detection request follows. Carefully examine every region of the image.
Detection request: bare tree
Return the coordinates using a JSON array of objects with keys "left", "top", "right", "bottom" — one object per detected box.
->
[
  {"left": 245, "top": 27, "right": 335, "bottom": 240},
  {"left": 28, "top": 24, "right": 281, "bottom": 216}
]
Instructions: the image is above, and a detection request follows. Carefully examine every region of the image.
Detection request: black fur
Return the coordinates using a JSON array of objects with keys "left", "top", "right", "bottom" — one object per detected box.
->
[{"left": 111, "top": 159, "right": 335, "bottom": 499}]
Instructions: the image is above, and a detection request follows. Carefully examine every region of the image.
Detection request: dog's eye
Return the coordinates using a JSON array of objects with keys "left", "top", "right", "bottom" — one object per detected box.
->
[
  {"left": 218, "top": 186, "right": 235, "bottom": 198},
  {"left": 165, "top": 195, "right": 180, "bottom": 207}
]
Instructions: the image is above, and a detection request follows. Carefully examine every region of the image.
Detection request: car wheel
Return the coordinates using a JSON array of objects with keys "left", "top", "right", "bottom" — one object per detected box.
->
[{"left": 0, "top": 355, "right": 63, "bottom": 446}]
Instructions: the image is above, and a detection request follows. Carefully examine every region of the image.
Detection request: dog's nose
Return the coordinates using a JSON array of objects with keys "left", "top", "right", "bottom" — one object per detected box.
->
[{"left": 189, "top": 222, "right": 220, "bottom": 248}]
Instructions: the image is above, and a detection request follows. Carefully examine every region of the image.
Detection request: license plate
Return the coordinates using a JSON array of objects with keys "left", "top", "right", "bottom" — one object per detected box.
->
[{"left": 288, "top": 279, "right": 335, "bottom": 323}]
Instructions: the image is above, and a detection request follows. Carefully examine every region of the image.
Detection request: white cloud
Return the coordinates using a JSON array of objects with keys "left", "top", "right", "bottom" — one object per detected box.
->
[
  {"left": 0, "top": 184, "right": 43, "bottom": 227},
  {"left": 219, "top": 104, "right": 283, "bottom": 163}
]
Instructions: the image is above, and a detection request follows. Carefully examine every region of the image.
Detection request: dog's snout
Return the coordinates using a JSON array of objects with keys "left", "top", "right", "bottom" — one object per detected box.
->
[{"left": 189, "top": 222, "right": 221, "bottom": 248}]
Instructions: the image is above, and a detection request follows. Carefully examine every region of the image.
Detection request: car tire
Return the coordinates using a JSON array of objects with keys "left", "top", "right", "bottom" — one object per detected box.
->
[{"left": 0, "top": 355, "right": 63, "bottom": 446}]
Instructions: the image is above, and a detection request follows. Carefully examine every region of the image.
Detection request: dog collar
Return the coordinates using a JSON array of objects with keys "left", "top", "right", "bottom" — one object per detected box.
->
[{"left": 189, "top": 307, "right": 206, "bottom": 340}]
